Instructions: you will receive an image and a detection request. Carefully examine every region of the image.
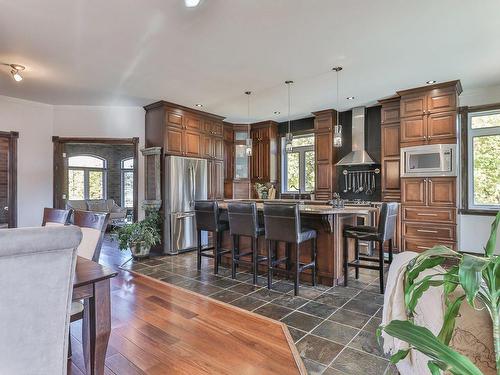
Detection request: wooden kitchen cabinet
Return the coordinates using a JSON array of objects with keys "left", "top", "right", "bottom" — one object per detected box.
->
[
  {"left": 165, "top": 127, "right": 184, "bottom": 155},
  {"left": 427, "top": 111, "right": 457, "bottom": 141},
  {"left": 249, "top": 121, "right": 278, "bottom": 184},
  {"left": 381, "top": 103, "right": 400, "bottom": 124},
  {"left": 207, "top": 159, "right": 224, "bottom": 200},
  {"left": 315, "top": 132, "right": 332, "bottom": 162},
  {"left": 381, "top": 124, "right": 400, "bottom": 158},
  {"left": 400, "top": 94, "right": 427, "bottom": 118},
  {"left": 184, "top": 130, "right": 202, "bottom": 157},
  {"left": 401, "top": 178, "right": 426, "bottom": 206},
  {"left": 428, "top": 177, "right": 456, "bottom": 206},
  {"left": 402, "top": 206, "right": 456, "bottom": 224},
  {"left": 400, "top": 116, "right": 427, "bottom": 143}
]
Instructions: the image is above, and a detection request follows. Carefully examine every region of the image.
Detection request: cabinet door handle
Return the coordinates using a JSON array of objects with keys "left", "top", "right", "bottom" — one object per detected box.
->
[
  {"left": 417, "top": 213, "right": 437, "bottom": 216},
  {"left": 417, "top": 229, "right": 438, "bottom": 233},
  {"left": 417, "top": 245, "right": 431, "bottom": 250}
]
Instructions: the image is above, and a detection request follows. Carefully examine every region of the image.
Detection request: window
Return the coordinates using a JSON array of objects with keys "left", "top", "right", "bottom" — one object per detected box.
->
[
  {"left": 68, "top": 155, "right": 106, "bottom": 200},
  {"left": 121, "top": 158, "right": 134, "bottom": 208},
  {"left": 282, "top": 134, "right": 315, "bottom": 192},
  {"left": 467, "top": 109, "right": 500, "bottom": 210}
]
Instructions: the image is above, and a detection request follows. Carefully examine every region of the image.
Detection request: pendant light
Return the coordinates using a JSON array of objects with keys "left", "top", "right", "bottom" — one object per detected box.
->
[
  {"left": 332, "top": 67, "right": 343, "bottom": 148},
  {"left": 285, "top": 80, "right": 294, "bottom": 153},
  {"left": 244, "top": 91, "right": 253, "bottom": 156}
]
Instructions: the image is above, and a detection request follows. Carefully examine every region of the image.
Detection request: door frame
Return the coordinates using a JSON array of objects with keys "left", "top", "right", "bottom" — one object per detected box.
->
[
  {"left": 52, "top": 137, "right": 140, "bottom": 222},
  {"left": 0, "top": 131, "right": 18, "bottom": 228}
]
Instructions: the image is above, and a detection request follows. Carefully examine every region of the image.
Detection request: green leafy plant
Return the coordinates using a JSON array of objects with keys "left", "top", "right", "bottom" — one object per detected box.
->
[
  {"left": 115, "top": 210, "right": 161, "bottom": 252},
  {"left": 379, "top": 211, "right": 500, "bottom": 375}
]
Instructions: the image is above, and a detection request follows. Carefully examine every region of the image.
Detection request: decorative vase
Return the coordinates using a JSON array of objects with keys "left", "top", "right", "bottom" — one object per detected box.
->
[{"left": 130, "top": 241, "right": 150, "bottom": 260}]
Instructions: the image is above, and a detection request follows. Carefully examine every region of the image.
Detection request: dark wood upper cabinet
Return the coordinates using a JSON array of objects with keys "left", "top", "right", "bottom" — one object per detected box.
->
[
  {"left": 213, "top": 138, "right": 224, "bottom": 160},
  {"left": 184, "top": 130, "right": 202, "bottom": 157},
  {"left": 381, "top": 124, "right": 400, "bottom": 158},
  {"left": 315, "top": 132, "right": 332, "bottom": 163},
  {"left": 165, "top": 127, "right": 184, "bottom": 155},
  {"left": 427, "top": 111, "right": 456, "bottom": 141},
  {"left": 249, "top": 121, "right": 277, "bottom": 184},
  {"left": 400, "top": 94, "right": 427, "bottom": 118},
  {"left": 166, "top": 111, "right": 183, "bottom": 128},
  {"left": 185, "top": 115, "right": 202, "bottom": 131},
  {"left": 400, "top": 116, "right": 427, "bottom": 143},
  {"left": 381, "top": 104, "right": 400, "bottom": 124},
  {"left": 427, "top": 88, "right": 457, "bottom": 113}
]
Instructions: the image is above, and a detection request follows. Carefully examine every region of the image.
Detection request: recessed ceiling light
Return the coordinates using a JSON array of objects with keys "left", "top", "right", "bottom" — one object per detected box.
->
[
  {"left": 185, "top": 0, "right": 202, "bottom": 7},
  {"left": 274, "top": 111, "right": 281, "bottom": 115},
  {"left": 426, "top": 80, "right": 436, "bottom": 84},
  {"left": 195, "top": 104, "right": 203, "bottom": 108},
  {"left": 346, "top": 96, "right": 355, "bottom": 100}
]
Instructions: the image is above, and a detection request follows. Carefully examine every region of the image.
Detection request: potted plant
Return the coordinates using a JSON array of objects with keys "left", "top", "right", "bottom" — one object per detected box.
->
[
  {"left": 379, "top": 211, "right": 500, "bottom": 375},
  {"left": 115, "top": 210, "right": 161, "bottom": 259}
]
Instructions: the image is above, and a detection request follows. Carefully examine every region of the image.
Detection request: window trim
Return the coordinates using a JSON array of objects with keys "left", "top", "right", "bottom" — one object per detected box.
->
[
  {"left": 281, "top": 134, "right": 315, "bottom": 194},
  {"left": 460, "top": 104, "right": 500, "bottom": 215},
  {"left": 67, "top": 154, "right": 107, "bottom": 200},
  {"left": 120, "top": 157, "right": 134, "bottom": 208}
]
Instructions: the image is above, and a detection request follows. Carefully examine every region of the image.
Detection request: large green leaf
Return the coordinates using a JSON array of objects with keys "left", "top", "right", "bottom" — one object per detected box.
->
[
  {"left": 406, "top": 256, "right": 447, "bottom": 287},
  {"left": 484, "top": 211, "right": 500, "bottom": 257},
  {"left": 383, "top": 320, "right": 483, "bottom": 375},
  {"left": 459, "top": 254, "right": 489, "bottom": 306},
  {"left": 438, "top": 294, "right": 466, "bottom": 345},
  {"left": 389, "top": 349, "right": 410, "bottom": 364},
  {"left": 405, "top": 277, "right": 444, "bottom": 314}
]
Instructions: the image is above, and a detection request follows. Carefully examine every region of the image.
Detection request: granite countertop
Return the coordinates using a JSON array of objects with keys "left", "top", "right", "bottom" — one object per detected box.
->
[{"left": 219, "top": 200, "right": 377, "bottom": 215}]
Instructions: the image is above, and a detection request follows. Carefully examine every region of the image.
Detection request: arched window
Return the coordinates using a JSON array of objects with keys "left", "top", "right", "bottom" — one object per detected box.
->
[
  {"left": 68, "top": 155, "right": 107, "bottom": 200},
  {"left": 121, "top": 157, "right": 134, "bottom": 208}
]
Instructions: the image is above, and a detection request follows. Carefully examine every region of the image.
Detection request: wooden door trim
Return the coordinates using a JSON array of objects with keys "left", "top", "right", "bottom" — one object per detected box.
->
[
  {"left": 52, "top": 137, "right": 139, "bottom": 222},
  {"left": 0, "top": 131, "right": 18, "bottom": 228}
]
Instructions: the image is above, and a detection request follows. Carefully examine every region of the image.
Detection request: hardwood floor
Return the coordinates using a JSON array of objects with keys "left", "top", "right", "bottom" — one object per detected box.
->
[{"left": 69, "top": 238, "right": 305, "bottom": 375}]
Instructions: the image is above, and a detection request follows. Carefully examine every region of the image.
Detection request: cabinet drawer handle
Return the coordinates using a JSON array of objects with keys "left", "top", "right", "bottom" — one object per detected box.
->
[
  {"left": 417, "top": 246, "right": 431, "bottom": 250},
  {"left": 416, "top": 229, "right": 438, "bottom": 233},
  {"left": 416, "top": 213, "right": 438, "bottom": 216}
]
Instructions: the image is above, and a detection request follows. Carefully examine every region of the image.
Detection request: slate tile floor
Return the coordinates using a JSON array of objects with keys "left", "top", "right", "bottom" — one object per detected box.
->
[{"left": 122, "top": 250, "right": 397, "bottom": 375}]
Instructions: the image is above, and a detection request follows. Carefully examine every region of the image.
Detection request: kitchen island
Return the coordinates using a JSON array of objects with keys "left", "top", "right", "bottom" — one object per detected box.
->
[{"left": 218, "top": 200, "right": 378, "bottom": 287}]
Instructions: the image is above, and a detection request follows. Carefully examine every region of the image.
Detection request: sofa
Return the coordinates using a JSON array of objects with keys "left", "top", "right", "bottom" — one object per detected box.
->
[{"left": 66, "top": 199, "right": 127, "bottom": 220}]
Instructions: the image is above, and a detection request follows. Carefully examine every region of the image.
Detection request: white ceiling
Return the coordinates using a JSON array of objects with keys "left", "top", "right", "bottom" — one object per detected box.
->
[{"left": 1, "top": 0, "right": 500, "bottom": 122}]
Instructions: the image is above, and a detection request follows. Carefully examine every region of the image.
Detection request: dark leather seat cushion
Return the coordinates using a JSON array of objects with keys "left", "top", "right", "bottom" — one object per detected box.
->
[
  {"left": 344, "top": 225, "right": 381, "bottom": 241},
  {"left": 344, "top": 225, "right": 377, "bottom": 233},
  {"left": 298, "top": 227, "right": 316, "bottom": 243}
]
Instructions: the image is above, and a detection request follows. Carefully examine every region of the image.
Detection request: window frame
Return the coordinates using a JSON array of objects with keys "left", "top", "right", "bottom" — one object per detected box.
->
[
  {"left": 281, "top": 134, "right": 315, "bottom": 193},
  {"left": 120, "top": 157, "right": 134, "bottom": 208},
  {"left": 460, "top": 104, "right": 500, "bottom": 215},
  {"left": 67, "top": 154, "right": 107, "bottom": 200}
]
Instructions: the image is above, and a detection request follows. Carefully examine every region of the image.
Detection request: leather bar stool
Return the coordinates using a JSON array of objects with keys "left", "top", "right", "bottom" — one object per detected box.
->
[
  {"left": 343, "top": 202, "right": 399, "bottom": 294},
  {"left": 263, "top": 203, "right": 317, "bottom": 296},
  {"left": 227, "top": 201, "right": 268, "bottom": 284},
  {"left": 194, "top": 200, "right": 230, "bottom": 274}
]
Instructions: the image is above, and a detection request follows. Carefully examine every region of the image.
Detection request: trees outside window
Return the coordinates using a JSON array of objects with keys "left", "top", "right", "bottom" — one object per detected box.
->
[
  {"left": 68, "top": 155, "right": 106, "bottom": 200},
  {"left": 467, "top": 109, "right": 500, "bottom": 210},
  {"left": 282, "top": 134, "right": 315, "bottom": 193},
  {"left": 121, "top": 158, "right": 134, "bottom": 208}
]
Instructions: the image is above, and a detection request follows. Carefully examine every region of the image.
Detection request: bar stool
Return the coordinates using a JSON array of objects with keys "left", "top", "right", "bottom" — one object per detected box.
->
[
  {"left": 263, "top": 203, "right": 317, "bottom": 296},
  {"left": 194, "top": 200, "right": 230, "bottom": 274},
  {"left": 227, "top": 201, "right": 268, "bottom": 284},
  {"left": 343, "top": 202, "right": 399, "bottom": 294}
]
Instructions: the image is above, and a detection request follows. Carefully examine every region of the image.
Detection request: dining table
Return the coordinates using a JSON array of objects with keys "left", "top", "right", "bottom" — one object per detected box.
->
[{"left": 73, "top": 256, "right": 118, "bottom": 375}]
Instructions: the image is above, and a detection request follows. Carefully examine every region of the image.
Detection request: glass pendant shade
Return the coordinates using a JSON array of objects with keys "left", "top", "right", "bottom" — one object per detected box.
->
[
  {"left": 285, "top": 132, "right": 294, "bottom": 153},
  {"left": 333, "top": 124, "right": 342, "bottom": 147},
  {"left": 245, "top": 138, "right": 253, "bottom": 156}
]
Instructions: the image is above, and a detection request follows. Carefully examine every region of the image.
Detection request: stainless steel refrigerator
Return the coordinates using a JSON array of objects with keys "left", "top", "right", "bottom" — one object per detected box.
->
[{"left": 164, "top": 156, "right": 208, "bottom": 255}]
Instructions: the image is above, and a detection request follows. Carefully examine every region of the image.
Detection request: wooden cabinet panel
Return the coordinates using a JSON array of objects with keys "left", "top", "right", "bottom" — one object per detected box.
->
[
  {"left": 401, "top": 178, "right": 426, "bottom": 205},
  {"left": 427, "top": 112, "right": 456, "bottom": 141},
  {"left": 233, "top": 180, "right": 250, "bottom": 199},
  {"left": 165, "top": 127, "right": 183, "bottom": 155},
  {"left": 213, "top": 160, "right": 224, "bottom": 199},
  {"left": 381, "top": 125, "right": 400, "bottom": 158},
  {"left": 382, "top": 192, "right": 401, "bottom": 202},
  {"left": 224, "top": 141, "right": 233, "bottom": 180},
  {"left": 403, "top": 222, "right": 456, "bottom": 241},
  {"left": 185, "top": 115, "right": 202, "bottom": 131},
  {"left": 314, "top": 116, "right": 333, "bottom": 132},
  {"left": 315, "top": 132, "right": 332, "bottom": 162},
  {"left": 403, "top": 207, "right": 456, "bottom": 224},
  {"left": 382, "top": 159, "right": 400, "bottom": 191},
  {"left": 316, "top": 162, "right": 332, "bottom": 191},
  {"left": 381, "top": 105, "right": 400, "bottom": 124},
  {"left": 166, "top": 111, "right": 183, "bottom": 128},
  {"left": 203, "top": 135, "right": 214, "bottom": 158},
  {"left": 260, "top": 141, "right": 270, "bottom": 181},
  {"left": 428, "top": 177, "right": 456, "bottom": 207},
  {"left": 207, "top": 159, "right": 213, "bottom": 199},
  {"left": 403, "top": 237, "right": 456, "bottom": 253},
  {"left": 427, "top": 89, "right": 456, "bottom": 113},
  {"left": 212, "top": 122, "right": 223, "bottom": 137},
  {"left": 401, "top": 116, "right": 426, "bottom": 143},
  {"left": 214, "top": 138, "right": 224, "bottom": 160},
  {"left": 400, "top": 95, "right": 426, "bottom": 118},
  {"left": 184, "top": 131, "right": 201, "bottom": 157}
]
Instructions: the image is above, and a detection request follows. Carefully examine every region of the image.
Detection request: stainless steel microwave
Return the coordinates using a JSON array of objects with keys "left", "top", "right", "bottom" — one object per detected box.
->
[{"left": 400, "top": 144, "right": 457, "bottom": 177}]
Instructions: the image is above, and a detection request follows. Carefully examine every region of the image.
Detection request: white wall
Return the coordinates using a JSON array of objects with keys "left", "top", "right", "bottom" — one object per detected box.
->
[
  {"left": 0, "top": 96, "right": 54, "bottom": 227},
  {"left": 458, "top": 85, "right": 500, "bottom": 253},
  {"left": 0, "top": 96, "right": 145, "bottom": 226},
  {"left": 52, "top": 106, "right": 145, "bottom": 219}
]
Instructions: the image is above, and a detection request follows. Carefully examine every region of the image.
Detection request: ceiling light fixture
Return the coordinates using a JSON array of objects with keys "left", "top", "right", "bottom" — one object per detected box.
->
[
  {"left": 274, "top": 111, "right": 281, "bottom": 115},
  {"left": 195, "top": 103, "right": 203, "bottom": 108},
  {"left": 426, "top": 80, "right": 436, "bottom": 84},
  {"left": 285, "top": 80, "right": 294, "bottom": 153},
  {"left": 245, "top": 91, "right": 253, "bottom": 157},
  {"left": 332, "top": 67, "right": 343, "bottom": 148},
  {"left": 346, "top": 96, "right": 355, "bottom": 100},
  {"left": 1, "top": 63, "right": 25, "bottom": 82},
  {"left": 185, "top": 0, "right": 202, "bottom": 7}
]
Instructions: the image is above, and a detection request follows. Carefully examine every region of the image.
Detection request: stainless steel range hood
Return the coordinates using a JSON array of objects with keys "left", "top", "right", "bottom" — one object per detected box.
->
[{"left": 336, "top": 106, "right": 375, "bottom": 166}]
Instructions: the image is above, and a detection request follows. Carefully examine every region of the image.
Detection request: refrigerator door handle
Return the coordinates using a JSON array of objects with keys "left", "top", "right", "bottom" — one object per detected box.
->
[
  {"left": 176, "top": 212, "right": 195, "bottom": 219},
  {"left": 190, "top": 164, "right": 195, "bottom": 208}
]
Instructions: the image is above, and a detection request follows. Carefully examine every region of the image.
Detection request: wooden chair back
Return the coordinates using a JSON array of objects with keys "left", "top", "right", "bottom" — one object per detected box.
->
[
  {"left": 73, "top": 210, "right": 110, "bottom": 262},
  {"left": 41, "top": 207, "right": 72, "bottom": 226}
]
